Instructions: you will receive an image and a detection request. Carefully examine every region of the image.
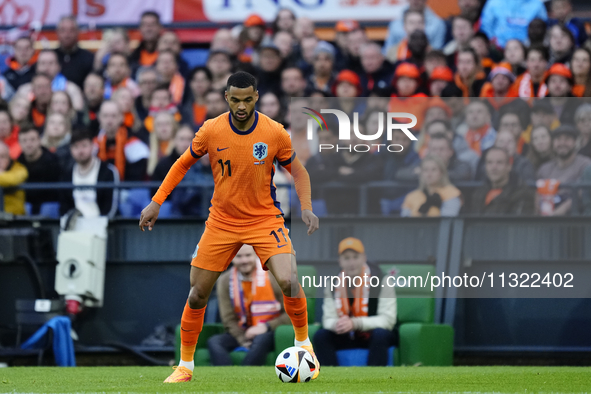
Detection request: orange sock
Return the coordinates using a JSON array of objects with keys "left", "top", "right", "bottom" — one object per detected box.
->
[
  {"left": 180, "top": 301, "right": 206, "bottom": 362},
  {"left": 283, "top": 285, "right": 308, "bottom": 342}
]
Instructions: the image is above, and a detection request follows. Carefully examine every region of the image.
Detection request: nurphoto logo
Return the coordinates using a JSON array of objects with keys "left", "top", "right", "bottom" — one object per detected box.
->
[{"left": 303, "top": 107, "right": 418, "bottom": 153}]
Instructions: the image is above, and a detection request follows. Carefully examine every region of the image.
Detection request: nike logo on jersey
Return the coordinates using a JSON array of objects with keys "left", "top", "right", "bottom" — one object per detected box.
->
[
  {"left": 294, "top": 311, "right": 304, "bottom": 316},
  {"left": 277, "top": 244, "right": 287, "bottom": 248},
  {"left": 217, "top": 147, "right": 229, "bottom": 151}
]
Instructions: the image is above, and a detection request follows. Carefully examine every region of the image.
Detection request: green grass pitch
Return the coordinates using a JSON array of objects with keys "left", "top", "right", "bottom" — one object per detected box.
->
[{"left": 1, "top": 366, "right": 591, "bottom": 393}]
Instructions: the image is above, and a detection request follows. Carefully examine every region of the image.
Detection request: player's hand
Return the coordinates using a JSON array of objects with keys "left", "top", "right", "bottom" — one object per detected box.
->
[
  {"left": 301, "top": 209, "right": 319, "bottom": 235},
  {"left": 139, "top": 201, "right": 161, "bottom": 232},
  {"left": 335, "top": 315, "right": 354, "bottom": 334}
]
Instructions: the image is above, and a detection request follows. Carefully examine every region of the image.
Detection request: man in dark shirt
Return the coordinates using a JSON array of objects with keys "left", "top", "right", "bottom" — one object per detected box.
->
[
  {"left": 54, "top": 16, "right": 94, "bottom": 88},
  {"left": 3, "top": 36, "right": 36, "bottom": 90},
  {"left": 17, "top": 123, "right": 60, "bottom": 214},
  {"left": 83, "top": 72, "right": 105, "bottom": 137},
  {"left": 129, "top": 11, "right": 163, "bottom": 73}
]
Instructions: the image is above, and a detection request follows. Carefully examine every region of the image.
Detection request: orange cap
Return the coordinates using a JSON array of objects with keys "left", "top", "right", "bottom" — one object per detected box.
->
[
  {"left": 338, "top": 237, "right": 365, "bottom": 254},
  {"left": 395, "top": 62, "right": 420, "bottom": 79},
  {"left": 489, "top": 62, "right": 516, "bottom": 82},
  {"left": 335, "top": 20, "right": 360, "bottom": 33},
  {"left": 333, "top": 69, "right": 361, "bottom": 96},
  {"left": 244, "top": 14, "right": 265, "bottom": 27},
  {"left": 547, "top": 63, "right": 573, "bottom": 82},
  {"left": 430, "top": 66, "right": 453, "bottom": 82}
]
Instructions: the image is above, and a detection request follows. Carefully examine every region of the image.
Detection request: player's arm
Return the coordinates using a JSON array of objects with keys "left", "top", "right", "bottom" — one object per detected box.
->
[
  {"left": 139, "top": 148, "right": 200, "bottom": 231},
  {"left": 280, "top": 154, "right": 319, "bottom": 235}
]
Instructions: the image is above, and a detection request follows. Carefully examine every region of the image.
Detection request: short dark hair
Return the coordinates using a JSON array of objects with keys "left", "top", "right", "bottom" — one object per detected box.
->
[
  {"left": 226, "top": 71, "right": 257, "bottom": 92},
  {"left": 70, "top": 127, "right": 94, "bottom": 145},
  {"left": 472, "top": 31, "right": 490, "bottom": 45},
  {"left": 527, "top": 45, "right": 550, "bottom": 62},
  {"left": 18, "top": 122, "right": 38, "bottom": 135},
  {"left": 141, "top": 11, "right": 161, "bottom": 23},
  {"left": 458, "top": 47, "right": 480, "bottom": 65},
  {"left": 189, "top": 66, "right": 212, "bottom": 83}
]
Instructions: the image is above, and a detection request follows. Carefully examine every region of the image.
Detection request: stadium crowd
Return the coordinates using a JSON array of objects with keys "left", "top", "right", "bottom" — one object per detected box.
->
[{"left": 1, "top": 0, "right": 591, "bottom": 217}]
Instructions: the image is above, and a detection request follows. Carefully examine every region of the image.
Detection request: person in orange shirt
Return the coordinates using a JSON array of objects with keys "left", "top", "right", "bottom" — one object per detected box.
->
[
  {"left": 508, "top": 46, "right": 549, "bottom": 98},
  {"left": 441, "top": 48, "right": 486, "bottom": 97},
  {"left": 129, "top": 11, "right": 162, "bottom": 71},
  {"left": 155, "top": 50, "right": 186, "bottom": 106},
  {"left": 428, "top": 66, "right": 453, "bottom": 97},
  {"left": 480, "top": 63, "right": 516, "bottom": 111},
  {"left": 389, "top": 63, "right": 428, "bottom": 131},
  {"left": 464, "top": 99, "right": 496, "bottom": 156},
  {"left": 140, "top": 72, "right": 320, "bottom": 383}
]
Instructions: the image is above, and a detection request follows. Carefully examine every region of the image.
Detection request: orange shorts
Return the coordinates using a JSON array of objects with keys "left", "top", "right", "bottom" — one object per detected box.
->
[{"left": 191, "top": 216, "right": 295, "bottom": 272}]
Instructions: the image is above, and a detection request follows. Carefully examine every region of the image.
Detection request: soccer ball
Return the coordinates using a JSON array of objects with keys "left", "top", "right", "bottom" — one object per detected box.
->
[{"left": 275, "top": 346, "right": 316, "bottom": 383}]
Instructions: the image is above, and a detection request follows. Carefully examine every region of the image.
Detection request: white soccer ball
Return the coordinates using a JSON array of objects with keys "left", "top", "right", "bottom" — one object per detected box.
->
[{"left": 275, "top": 346, "right": 316, "bottom": 383}]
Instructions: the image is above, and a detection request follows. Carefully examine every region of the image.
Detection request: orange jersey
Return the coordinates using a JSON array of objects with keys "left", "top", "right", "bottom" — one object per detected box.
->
[{"left": 153, "top": 111, "right": 312, "bottom": 230}]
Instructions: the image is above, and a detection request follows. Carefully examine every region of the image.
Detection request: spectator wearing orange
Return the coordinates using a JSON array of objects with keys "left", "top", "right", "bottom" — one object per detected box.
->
[
  {"left": 442, "top": 48, "right": 486, "bottom": 98},
  {"left": 402, "top": 155, "right": 462, "bottom": 217},
  {"left": 0, "top": 140, "right": 27, "bottom": 215},
  {"left": 334, "top": 20, "right": 358, "bottom": 71},
  {"left": 429, "top": 66, "right": 453, "bottom": 97},
  {"left": 129, "top": 11, "right": 162, "bottom": 70},
  {"left": 423, "top": 50, "right": 447, "bottom": 78},
  {"left": 531, "top": 99, "right": 560, "bottom": 131},
  {"left": 83, "top": 72, "right": 105, "bottom": 136},
  {"left": 27, "top": 73, "right": 52, "bottom": 130},
  {"left": 155, "top": 50, "right": 186, "bottom": 105},
  {"left": 508, "top": 46, "right": 549, "bottom": 99},
  {"left": 104, "top": 53, "right": 140, "bottom": 100},
  {"left": 475, "top": 130, "right": 535, "bottom": 182},
  {"left": 469, "top": 32, "right": 495, "bottom": 75},
  {"left": 545, "top": 63, "right": 582, "bottom": 126},
  {"left": 571, "top": 48, "right": 591, "bottom": 98},
  {"left": 0, "top": 109, "right": 21, "bottom": 160},
  {"left": 469, "top": 147, "right": 534, "bottom": 215},
  {"left": 3, "top": 36, "right": 37, "bottom": 91},
  {"left": 238, "top": 14, "right": 267, "bottom": 64},
  {"left": 142, "top": 84, "right": 182, "bottom": 140},
  {"left": 464, "top": 100, "right": 496, "bottom": 156},
  {"left": 389, "top": 63, "right": 427, "bottom": 132},
  {"left": 112, "top": 87, "right": 141, "bottom": 133},
  {"left": 480, "top": 63, "right": 516, "bottom": 110},
  {"left": 386, "top": 10, "right": 425, "bottom": 63},
  {"left": 498, "top": 109, "right": 530, "bottom": 155},
  {"left": 183, "top": 67, "right": 212, "bottom": 128},
  {"left": 333, "top": 70, "right": 364, "bottom": 119},
  {"left": 157, "top": 31, "right": 190, "bottom": 79},
  {"left": 96, "top": 101, "right": 149, "bottom": 181}
]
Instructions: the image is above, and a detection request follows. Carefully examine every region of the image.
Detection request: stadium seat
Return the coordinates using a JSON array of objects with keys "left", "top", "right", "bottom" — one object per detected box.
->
[
  {"left": 380, "top": 264, "right": 454, "bottom": 366},
  {"left": 335, "top": 347, "right": 396, "bottom": 366},
  {"left": 180, "top": 49, "right": 210, "bottom": 69},
  {"left": 311, "top": 199, "right": 328, "bottom": 217},
  {"left": 39, "top": 202, "right": 60, "bottom": 219},
  {"left": 118, "top": 188, "right": 151, "bottom": 218}
]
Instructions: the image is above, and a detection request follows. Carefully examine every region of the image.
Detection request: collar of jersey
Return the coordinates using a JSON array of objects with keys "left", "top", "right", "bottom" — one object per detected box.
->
[{"left": 229, "top": 111, "right": 258, "bottom": 135}]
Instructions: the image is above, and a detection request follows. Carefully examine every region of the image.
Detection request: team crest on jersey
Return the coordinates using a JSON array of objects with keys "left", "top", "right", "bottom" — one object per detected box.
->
[{"left": 253, "top": 142, "right": 268, "bottom": 161}]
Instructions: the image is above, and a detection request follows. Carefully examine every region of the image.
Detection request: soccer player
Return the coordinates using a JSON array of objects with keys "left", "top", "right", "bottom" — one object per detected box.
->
[{"left": 139, "top": 71, "right": 320, "bottom": 383}]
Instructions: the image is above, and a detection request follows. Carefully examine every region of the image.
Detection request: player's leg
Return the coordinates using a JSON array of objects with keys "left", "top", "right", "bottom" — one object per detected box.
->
[
  {"left": 165, "top": 266, "right": 220, "bottom": 383},
  {"left": 266, "top": 253, "right": 320, "bottom": 379},
  {"left": 165, "top": 223, "right": 241, "bottom": 383}
]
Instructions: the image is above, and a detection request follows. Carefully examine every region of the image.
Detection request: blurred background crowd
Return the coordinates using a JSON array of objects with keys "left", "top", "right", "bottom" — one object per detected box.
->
[{"left": 1, "top": 0, "right": 591, "bottom": 218}]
